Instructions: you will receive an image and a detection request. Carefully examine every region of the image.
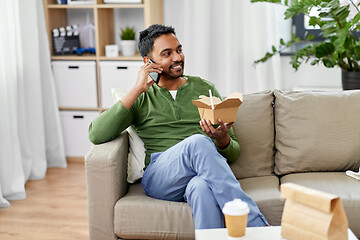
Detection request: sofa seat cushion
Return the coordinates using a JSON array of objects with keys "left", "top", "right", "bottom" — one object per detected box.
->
[
  {"left": 231, "top": 90, "right": 275, "bottom": 179},
  {"left": 280, "top": 172, "right": 360, "bottom": 238},
  {"left": 114, "top": 184, "right": 194, "bottom": 240},
  {"left": 239, "top": 175, "right": 284, "bottom": 226},
  {"left": 274, "top": 90, "right": 360, "bottom": 175}
]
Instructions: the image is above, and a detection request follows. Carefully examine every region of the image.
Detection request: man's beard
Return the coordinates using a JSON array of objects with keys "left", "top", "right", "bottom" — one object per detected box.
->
[{"left": 162, "top": 61, "right": 184, "bottom": 79}]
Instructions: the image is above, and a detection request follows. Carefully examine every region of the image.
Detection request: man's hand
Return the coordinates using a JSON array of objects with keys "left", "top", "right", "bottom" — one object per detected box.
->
[
  {"left": 199, "top": 119, "right": 234, "bottom": 149},
  {"left": 135, "top": 61, "right": 163, "bottom": 93},
  {"left": 120, "top": 61, "right": 163, "bottom": 109}
]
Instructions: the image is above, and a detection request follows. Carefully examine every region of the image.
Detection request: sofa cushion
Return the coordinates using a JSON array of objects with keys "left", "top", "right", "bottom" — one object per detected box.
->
[
  {"left": 274, "top": 90, "right": 360, "bottom": 175},
  {"left": 239, "top": 175, "right": 284, "bottom": 226},
  {"left": 115, "top": 177, "right": 283, "bottom": 238},
  {"left": 114, "top": 184, "right": 195, "bottom": 240},
  {"left": 280, "top": 172, "right": 360, "bottom": 238},
  {"left": 231, "top": 91, "right": 275, "bottom": 179}
]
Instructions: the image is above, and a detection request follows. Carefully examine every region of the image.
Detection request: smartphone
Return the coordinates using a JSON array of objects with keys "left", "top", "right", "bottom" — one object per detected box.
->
[{"left": 148, "top": 59, "right": 161, "bottom": 84}]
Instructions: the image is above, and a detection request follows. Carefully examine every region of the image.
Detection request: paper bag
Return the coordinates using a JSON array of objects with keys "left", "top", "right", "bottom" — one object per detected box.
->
[
  {"left": 280, "top": 183, "right": 349, "bottom": 240},
  {"left": 192, "top": 92, "right": 243, "bottom": 124}
]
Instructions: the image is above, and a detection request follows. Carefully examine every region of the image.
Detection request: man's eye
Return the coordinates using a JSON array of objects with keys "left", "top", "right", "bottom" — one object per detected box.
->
[{"left": 177, "top": 49, "right": 183, "bottom": 53}]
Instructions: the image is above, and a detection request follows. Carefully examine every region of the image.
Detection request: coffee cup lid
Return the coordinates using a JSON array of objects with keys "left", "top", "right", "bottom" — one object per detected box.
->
[{"left": 222, "top": 199, "right": 250, "bottom": 216}]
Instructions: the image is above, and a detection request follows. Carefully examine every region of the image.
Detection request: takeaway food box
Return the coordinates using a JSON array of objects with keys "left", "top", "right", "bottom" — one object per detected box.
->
[{"left": 192, "top": 92, "right": 243, "bottom": 124}]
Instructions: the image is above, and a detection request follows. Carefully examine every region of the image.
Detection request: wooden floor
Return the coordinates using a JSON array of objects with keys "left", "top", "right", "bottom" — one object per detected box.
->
[{"left": 0, "top": 163, "right": 89, "bottom": 240}]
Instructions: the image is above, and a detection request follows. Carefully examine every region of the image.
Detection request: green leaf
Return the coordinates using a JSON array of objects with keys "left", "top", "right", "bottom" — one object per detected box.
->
[
  {"left": 310, "top": 59, "right": 319, "bottom": 65},
  {"left": 315, "top": 42, "right": 335, "bottom": 58},
  {"left": 354, "top": 46, "right": 360, "bottom": 60},
  {"left": 306, "top": 34, "right": 315, "bottom": 41},
  {"left": 308, "top": 16, "right": 322, "bottom": 28},
  {"left": 254, "top": 52, "right": 276, "bottom": 64},
  {"left": 322, "top": 57, "right": 336, "bottom": 68},
  {"left": 120, "top": 27, "right": 136, "bottom": 40},
  {"left": 351, "top": 12, "right": 360, "bottom": 26},
  {"left": 332, "top": 52, "right": 339, "bottom": 61}
]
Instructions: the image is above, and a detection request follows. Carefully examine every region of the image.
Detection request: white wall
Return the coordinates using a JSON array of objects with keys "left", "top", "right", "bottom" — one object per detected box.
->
[{"left": 280, "top": 57, "right": 342, "bottom": 91}]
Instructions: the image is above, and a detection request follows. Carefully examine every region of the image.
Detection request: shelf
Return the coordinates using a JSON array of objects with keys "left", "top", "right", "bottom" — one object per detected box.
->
[
  {"left": 47, "top": 3, "right": 145, "bottom": 8},
  {"left": 51, "top": 54, "right": 142, "bottom": 61},
  {"left": 99, "top": 52, "right": 142, "bottom": 61},
  {"left": 99, "top": 56, "right": 142, "bottom": 61},
  {"left": 59, "top": 107, "right": 101, "bottom": 111},
  {"left": 48, "top": 4, "right": 95, "bottom": 9},
  {"left": 96, "top": 4, "right": 144, "bottom": 8},
  {"left": 51, "top": 54, "right": 97, "bottom": 60}
]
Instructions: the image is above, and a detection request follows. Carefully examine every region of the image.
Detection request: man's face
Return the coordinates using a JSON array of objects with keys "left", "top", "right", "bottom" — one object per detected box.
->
[{"left": 150, "top": 33, "right": 185, "bottom": 79}]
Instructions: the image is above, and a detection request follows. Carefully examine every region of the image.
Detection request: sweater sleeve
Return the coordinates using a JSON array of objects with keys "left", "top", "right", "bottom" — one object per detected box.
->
[
  {"left": 88, "top": 100, "right": 134, "bottom": 144},
  {"left": 217, "top": 127, "right": 240, "bottom": 164}
]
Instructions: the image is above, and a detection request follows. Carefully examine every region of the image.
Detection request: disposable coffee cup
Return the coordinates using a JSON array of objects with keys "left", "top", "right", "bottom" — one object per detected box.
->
[{"left": 222, "top": 199, "right": 250, "bottom": 239}]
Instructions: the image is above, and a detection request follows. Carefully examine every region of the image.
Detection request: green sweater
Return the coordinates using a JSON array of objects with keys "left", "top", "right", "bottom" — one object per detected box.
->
[{"left": 89, "top": 76, "right": 240, "bottom": 167}]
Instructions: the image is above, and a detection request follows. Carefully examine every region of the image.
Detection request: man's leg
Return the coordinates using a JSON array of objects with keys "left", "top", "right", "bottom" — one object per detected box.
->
[
  {"left": 141, "top": 134, "right": 268, "bottom": 228},
  {"left": 184, "top": 176, "right": 224, "bottom": 229}
]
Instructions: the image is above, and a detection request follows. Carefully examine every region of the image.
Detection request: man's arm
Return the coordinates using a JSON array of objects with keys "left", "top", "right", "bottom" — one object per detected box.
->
[
  {"left": 217, "top": 126, "right": 240, "bottom": 164},
  {"left": 88, "top": 101, "right": 133, "bottom": 144},
  {"left": 88, "top": 61, "right": 162, "bottom": 144}
]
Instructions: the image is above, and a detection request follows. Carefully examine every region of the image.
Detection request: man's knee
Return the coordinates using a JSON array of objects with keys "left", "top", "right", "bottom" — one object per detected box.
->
[
  {"left": 185, "top": 176, "right": 212, "bottom": 200},
  {"left": 184, "top": 134, "right": 214, "bottom": 149},
  {"left": 188, "top": 134, "right": 209, "bottom": 141}
]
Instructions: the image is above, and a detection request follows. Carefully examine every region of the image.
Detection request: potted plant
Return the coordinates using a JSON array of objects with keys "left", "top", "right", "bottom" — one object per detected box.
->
[
  {"left": 251, "top": 0, "right": 360, "bottom": 90},
  {"left": 120, "top": 26, "right": 137, "bottom": 57}
]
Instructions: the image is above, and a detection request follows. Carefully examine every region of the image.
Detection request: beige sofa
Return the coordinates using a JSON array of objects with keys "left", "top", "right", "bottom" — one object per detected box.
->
[{"left": 85, "top": 89, "right": 360, "bottom": 240}]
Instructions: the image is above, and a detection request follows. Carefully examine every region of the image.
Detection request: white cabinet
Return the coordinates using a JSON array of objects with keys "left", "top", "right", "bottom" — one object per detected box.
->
[
  {"left": 100, "top": 61, "right": 143, "bottom": 108},
  {"left": 52, "top": 61, "right": 98, "bottom": 108},
  {"left": 60, "top": 111, "right": 98, "bottom": 157}
]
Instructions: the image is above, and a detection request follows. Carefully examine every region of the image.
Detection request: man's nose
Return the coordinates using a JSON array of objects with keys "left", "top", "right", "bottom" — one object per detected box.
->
[{"left": 172, "top": 51, "right": 182, "bottom": 62}]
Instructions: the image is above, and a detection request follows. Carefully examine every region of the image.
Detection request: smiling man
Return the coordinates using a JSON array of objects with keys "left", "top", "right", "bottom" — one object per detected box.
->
[{"left": 88, "top": 24, "right": 268, "bottom": 229}]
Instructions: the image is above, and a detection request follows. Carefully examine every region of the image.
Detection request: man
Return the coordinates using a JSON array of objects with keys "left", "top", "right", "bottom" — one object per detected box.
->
[{"left": 89, "top": 24, "right": 268, "bottom": 229}]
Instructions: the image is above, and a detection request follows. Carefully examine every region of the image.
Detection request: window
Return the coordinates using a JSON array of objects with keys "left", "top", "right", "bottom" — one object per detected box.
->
[{"left": 293, "top": 6, "right": 360, "bottom": 41}]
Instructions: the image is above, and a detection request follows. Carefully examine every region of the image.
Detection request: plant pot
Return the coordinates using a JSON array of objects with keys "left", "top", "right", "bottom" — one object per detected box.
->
[
  {"left": 120, "top": 40, "right": 137, "bottom": 57},
  {"left": 342, "top": 70, "right": 360, "bottom": 90}
]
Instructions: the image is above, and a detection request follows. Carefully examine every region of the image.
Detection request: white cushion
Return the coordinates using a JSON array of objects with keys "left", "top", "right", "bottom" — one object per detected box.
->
[{"left": 112, "top": 88, "right": 145, "bottom": 183}]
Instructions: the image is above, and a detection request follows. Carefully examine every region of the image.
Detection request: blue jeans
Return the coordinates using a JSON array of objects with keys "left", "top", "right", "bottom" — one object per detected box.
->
[{"left": 141, "top": 134, "right": 268, "bottom": 229}]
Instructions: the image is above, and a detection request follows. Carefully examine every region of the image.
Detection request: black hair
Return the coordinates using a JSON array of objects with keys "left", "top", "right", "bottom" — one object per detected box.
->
[{"left": 138, "top": 24, "right": 176, "bottom": 57}]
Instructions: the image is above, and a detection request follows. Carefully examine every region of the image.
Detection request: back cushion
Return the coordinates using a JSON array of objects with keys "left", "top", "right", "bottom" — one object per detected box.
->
[
  {"left": 231, "top": 91, "right": 275, "bottom": 179},
  {"left": 274, "top": 90, "right": 360, "bottom": 175}
]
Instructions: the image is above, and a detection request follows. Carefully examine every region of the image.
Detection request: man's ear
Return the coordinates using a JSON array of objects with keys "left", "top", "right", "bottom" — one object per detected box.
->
[{"left": 143, "top": 56, "right": 150, "bottom": 64}]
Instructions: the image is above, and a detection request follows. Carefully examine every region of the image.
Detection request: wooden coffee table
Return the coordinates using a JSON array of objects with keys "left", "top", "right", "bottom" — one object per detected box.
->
[{"left": 195, "top": 226, "right": 358, "bottom": 240}]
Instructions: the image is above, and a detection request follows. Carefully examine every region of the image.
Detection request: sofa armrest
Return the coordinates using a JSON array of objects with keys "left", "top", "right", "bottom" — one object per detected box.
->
[{"left": 85, "top": 131, "right": 129, "bottom": 240}]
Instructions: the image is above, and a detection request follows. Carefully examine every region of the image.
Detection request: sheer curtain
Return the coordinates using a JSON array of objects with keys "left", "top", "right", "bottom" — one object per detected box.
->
[
  {"left": 164, "top": 0, "right": 291, "bottom": 96},
  {"left": 0, "top": 0, "right": 66, "bottom": 208}
]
